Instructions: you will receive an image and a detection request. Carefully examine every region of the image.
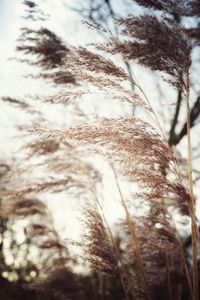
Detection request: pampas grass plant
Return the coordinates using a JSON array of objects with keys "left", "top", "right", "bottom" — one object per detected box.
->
[
  {"left": 2, "top": 1, "right": 200, "bottom": 299},
  {"left": 31, "top": 9, "right": 199, "bottom": 299}
]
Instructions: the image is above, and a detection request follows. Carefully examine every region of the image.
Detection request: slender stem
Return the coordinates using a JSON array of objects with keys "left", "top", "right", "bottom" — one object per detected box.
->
[
  {"left": 124, "top": 60, "right": 136, "bottom": 114},
  {"left": 111, "top": 164, "right": 151, "bottom": 300},
  {"left": 133, "top": 78, "right": 183, "bottom": 182},
  {"left": 185, "top": 67, "right": 198, "bottom": 300},
  {"left": 89, "top": 182, "right": 134, "bottom": 300},
  {"left": 97, "top": 201, "right": 133, "bottom": 300}
]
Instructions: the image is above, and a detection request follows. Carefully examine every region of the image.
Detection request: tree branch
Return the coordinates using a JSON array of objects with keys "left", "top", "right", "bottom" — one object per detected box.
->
[
  {"left": 172, "top": 96, "right": 200, "bottom": 146},
  {"left": 168, "top": 90, "right": 182, "bottom": 146}
]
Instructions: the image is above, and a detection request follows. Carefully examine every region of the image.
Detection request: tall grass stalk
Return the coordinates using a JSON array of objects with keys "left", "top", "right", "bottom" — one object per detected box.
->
[
  {"left": 111, "top": 164, "right": 151, "bottom": 300},
  {"left": 89, "top": 182, "right": 134, "bottom": 300},
  {"left": 185, "top": 67, "right": 198, "bottom": 300}
]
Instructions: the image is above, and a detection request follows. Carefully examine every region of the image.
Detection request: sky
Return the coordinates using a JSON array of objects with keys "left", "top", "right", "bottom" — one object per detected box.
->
[
  {"left": 0, "top": 0, "right": 137, "bottom": 155},
  {"left": 0, "top": 0, "right": 199, "bottom": 242},
  {"left": 0, "top": 0, "right": 136, "bottom": 240}
]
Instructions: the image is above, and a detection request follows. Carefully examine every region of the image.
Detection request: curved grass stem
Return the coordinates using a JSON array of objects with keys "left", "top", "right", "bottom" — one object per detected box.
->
[{"left": 185, "top": 67, "right": 198, "bottom": 300}]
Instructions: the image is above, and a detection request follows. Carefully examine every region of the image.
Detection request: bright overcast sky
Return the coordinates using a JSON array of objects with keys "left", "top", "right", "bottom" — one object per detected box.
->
[
  {"left": 0, "top": 0, "right": 134, "bottom": 239},
  {"left": 0, "top": 0, "right": 134, "bottom": 156},
  {"left": 1, "top": 0, "right": 199, "bottom": 239}
]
